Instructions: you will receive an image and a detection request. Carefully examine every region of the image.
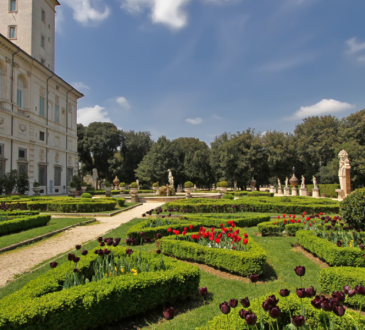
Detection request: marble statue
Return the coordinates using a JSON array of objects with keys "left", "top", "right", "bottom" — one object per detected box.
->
[
  {"left": 278, "top": 178, "right": 281, "bottom": 188},
  {"left": 285, "top": 177, "right": 289, "bottom": 188},
  {"left": 312, "top": 176, "right": 317, "bottom": 189},
  {"left": 338, "top": 150, "right": 351, "bottom": 195},
  {"left": 301, "top": 175, "right": 305, "bottom": 188},
  {"left": 136, "top": 179, "right": 139, "bottom": 187},
  {"left": 168, "top": 169, "right": 174, "bottom": 188}
]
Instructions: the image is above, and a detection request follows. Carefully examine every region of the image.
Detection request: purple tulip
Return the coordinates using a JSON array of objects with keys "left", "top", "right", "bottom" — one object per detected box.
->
[
  {"left": 249, "top": 274, "right": 259, "bottom": 283},
  {"left": 100, "top": 242, "right": 105, "bottom": 247},
  {"left": 73, "top": 268, "right": 79, "bottom": 273},
  {"left": 262, "top": 300, "right": 271, "bottom": 311},
  {"left": 332, "top": 291, "right": 345, "bottom": 304},
  {"left": 336, "top": 241, "right": 341, "bottom": 247},
  {"left": 126, "top": 248, "right": 133, "bottom": 255},
  {"left": 73, "top": 256, "right": 80, "bottom": 263},
  {"left": 75, "top": 244, "right": 81, "bottom": 250},
  {"left": 106, "top": 239, "right": 113, "bottom": 246},
  {"left": 292, "top": 315, "right": 305, "bottom": 327},
  {"left": 68, "top": 253, "right": 75, "bottom": 261},
  {"left": 156, "top": 233, "right": 163, "bottom": 239},
  {"left": 50, "top": 262, "right": 58, "bottom": 268},
  {"left": 355, "top": 285, "right": 365, "bottom": 295},
  {"left": 239, "top": 309, "right": 248, "bottom": 319},
  {"left": 240, "top": 297, "right": 250, "bottom": 308},
  {"left": 297, "top": 288, "right": 307, "bottom": 299},
  {"left": 199, "top": 287, "right": 208, "bottom": 297},
  {"left": 156, "top": 249, "right": 161, "bottom": 254},
  {"left": 97, "top": 237, "right": 103, "bottom": 242},
  {"left": 294, "top": 266, "right": 306, "bottom": 277},
  {"left": 269, "top": 306, "right": 281, "bottom": 319},
  {"left": 229, "top": 299, "right": 238, "bottom": 308},
  {"left": 305, "top": 286, "right": 316, "bottom": 298},
  {"left": 321, "top": 298, "right": 334, "bottom": 312},
  {"left": 219, "top": 302, "right": 230, "bottom": 314},
  {"left": 163, "top": 307, "right": 175, "bottom": 320},
  {"left": 81, "top": 249, "right": 88, "bottom": 256},
  {"left": 244, "top": 310, "right": 257, "bottom": 326},
  {"left": 266, "top": 295, "right": 279, "bottom": 307},
  {"left": 311, "top": 296, "right": 322, "bottom": 309},
  {"left": 139, "top": 231, "right": 145, "bottom": 237},
  {"left": 360, "top": 245, "right": 365, "bottom": 250},
  {"left": 334, "top": 304, "right": 346, "bottom": 317},
  {"left": 279, "top": 289, "right": 290, "bottom": 297}
]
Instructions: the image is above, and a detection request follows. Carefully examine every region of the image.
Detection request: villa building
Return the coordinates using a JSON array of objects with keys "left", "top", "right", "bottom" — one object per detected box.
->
[{"left": 0, "top": 0, "right": 83, "bottom": 194}]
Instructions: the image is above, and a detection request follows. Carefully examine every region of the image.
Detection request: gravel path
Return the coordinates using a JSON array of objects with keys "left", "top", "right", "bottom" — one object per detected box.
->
[{"left": 0, "top": 203, "right": 163, "bottom": 287}]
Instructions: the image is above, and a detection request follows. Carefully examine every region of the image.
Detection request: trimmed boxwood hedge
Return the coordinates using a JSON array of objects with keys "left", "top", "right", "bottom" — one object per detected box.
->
[
  {"left": 0, "top": 247, "right": 200, "bottom": 330},
  {"left": 159, "top": 231, "right": 266, "bottom": 276},
  {"left": 306, "top": 184, "right": 340, "bottom": 198},
  {"left": 185, "top": 215, "right": 270, "bottom": 228},
  {"left": 234, "top": 191, "right": 275, "bottom": 197},
  {"left": 319, "top": 267, "right": 365, "bottom": 307},
  {"left": 197, "top": 292, "right": 365, "bottom": 329},
  {"left": 116, "top": 198, "right": 125, "bottom": 207},
  {"left": 296, "top": 230, "right": 365, "bottom": 267},
  {"left": 0, "top": 210, "right": 39, "bottom": 216},
  {"left": 257, "top": 220, "right": 304, "bottom": 236},
  {"left": 27, "top": 200, "right": 116, "bottom": 212},
  {"left": 0, "top": 214, "right": 51, "bottom": 236}
]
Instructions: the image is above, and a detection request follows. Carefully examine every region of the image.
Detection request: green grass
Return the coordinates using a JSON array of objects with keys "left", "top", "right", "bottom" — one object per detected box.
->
[
  {"left": 0, "top": 217, "right": 94, "bottom": 251},
  {"left": 0, "top": 215, "right": 325, "bottom": 330}
]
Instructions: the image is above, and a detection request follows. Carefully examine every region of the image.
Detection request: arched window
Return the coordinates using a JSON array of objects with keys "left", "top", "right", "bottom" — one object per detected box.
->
[{"left": 17, "top": 76, "right": 25, "bottom": 109}]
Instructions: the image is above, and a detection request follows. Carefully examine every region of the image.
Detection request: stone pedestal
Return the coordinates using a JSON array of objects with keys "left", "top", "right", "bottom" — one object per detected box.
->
[
  {"left": 269, "top": 186, "right": 276, "bottom": 193},
  {"left": 277, "top": 187, "right": 283, "bottom": 195},
  {"left": 291, "top": 187, "right": 298, "bottom": 196},
  {"left": 312, "top": 188, "right": 320, "bottom": 198},
  {"left": 284, "top": 187, "right": 290, "bottom": 196},
  {"left": 299, "top": 188, "right": 307, "bottom": 197},
  {"left": 131, "top": 194, "right": 139, "bottom": 203},
  {"left": 335, "top": 189, "right": 345, "bottom": 201}
]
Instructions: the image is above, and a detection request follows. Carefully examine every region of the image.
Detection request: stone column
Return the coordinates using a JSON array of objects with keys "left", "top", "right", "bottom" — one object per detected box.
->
[
  {"left": 291, "top": 187, "right": 298, "bottom": 196},
  {"left": 299, "top": 188, "right": 307, "bottom": 197},
  {"left": 312, "top": 188, "right": 320, "bottom": 198},
  {"left": 277, "top": 187, "right": 283, "bottom": 195},
  {"left": 284, "top": 187, "right": 290, "bottom": 196},
  {"left": 270, "top": 186, "right": 276, "bottom": 193}
]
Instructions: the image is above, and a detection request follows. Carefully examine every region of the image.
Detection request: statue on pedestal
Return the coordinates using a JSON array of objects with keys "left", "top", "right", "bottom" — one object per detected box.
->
[
  {"left": 168, "top": 169, "right": 174, "bottom": 188},
  {"left": 278, "top": 178, "right": 281, "bottom": 188},
  {"left": 312, "top": 176, "right": 317, "bottom": 189},
  {"left": 301, "top": 175, "right": 305, "bottom": 188},
  {"left": 285, "top": 177, "right": 289, "bottom": 188}
]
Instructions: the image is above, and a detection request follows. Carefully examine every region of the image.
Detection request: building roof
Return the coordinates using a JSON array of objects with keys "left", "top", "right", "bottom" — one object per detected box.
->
[{"left": 0, "top": 33, "right": 83, "bottom": 99}]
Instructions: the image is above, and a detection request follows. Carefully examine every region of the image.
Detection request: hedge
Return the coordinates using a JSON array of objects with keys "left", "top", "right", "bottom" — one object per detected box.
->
[
  {"left": 159, "top": 231, "right": 266, "bottom": 276},
  {"left": 89, "top": 189, "right": 154, "bottom": 195},
  {"left": 319, "top": 267, "right": 365, "bottom": 307},
  {"left": 0, "top": 214, "right": 51, "bottom": 236},
  {"left": 185, "top": 215, "right": 270, "bottom": 228},
  {"left": 163, "top": 199, "right": 340, "bottom": 214},
  {"left": 116, "top": 198, "right": 125, "bottom": 207},
  {"left": 296, "top": 230, "right": 365, "bottom": 267},
  {"left": 234, "top": 191, "right": 275, "bottom": 197},
  {"left": 0, "top": 210, "right": 39, "bottom": 217},
  {"left": 28, "top": 200, "right": 116, "bottom": 213},
  {"left": 0, "top": 247, "right": 200, "bottom": 330},
  {"left": 306, "top": 184, "right": 340, "bottom": 198},
  {"left": 257, "top": 220, "right": 304, "bottom": 236},
  {"left": 197, "top": 292, "right": 365, "bottom": 329}
]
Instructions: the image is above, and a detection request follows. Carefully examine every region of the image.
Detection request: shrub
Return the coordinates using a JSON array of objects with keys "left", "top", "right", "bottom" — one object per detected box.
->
[
  {"left": 216, "top": 182, "right": 221, "bottom": 187},
  {"left": 280, "top": 196, "right": 291, "bottom": 203},
  {"left": 257, "top": 221, "right": 304, "bottom": 236},
  {"left": 16, "top": 171, "right": 29, "bottom": 195},
  {"left": 81, "top": 182, "right": 87, "bottom": 187},
  {"left": 222, "top": 194, "right": 234, "bottom": 200},
  {"left": 152, "top": 183, "right": 158, "bottom": 187},
  {"left": 141, "top": 184, "right": 150, "bottom": 190},
  {"left": 0, "top": 215, "right": 51, "bottom": 236},
  {"left": 130, "top": 182, "right": 138, "bottom": 188},
  {"left": 319, "top": 267, "right": 365, "bottom": 307},
  {"left": 1, "top": 170, "right": 18, "bottom": 195},
  {"left": 341, "top": 188, "right": 365, "bottom": 230},
  {"left": 28, "top": 200, "right": 116, "bottom": 213},
  {"left": 235, "top": 191, "right": 274, "bottom": 197},
  {"left": 0, "top": 247, "right": 200, "bottom": 330},
  {"left": 111, "top": 190, "right": 120, "bottom": 195},
  {"left": 71, "top": 175, "right": 82, "bottom": 190},
  {"left": 119, "top": 182, "right": 126, "bottom": 187},
  {"left": 184, "top": 181, "right": 194, "bottom": 188},
  {"left": 160, "top": 231, "right": 266, "bottom": 276},
  {"left": 220, "top": 181, "right": 228, "bottom": 187},
  {"left": 306, "top": 184, "right": 340, "bottom": 198},
  {"left": 116, "top": 198, "right": 125, "bottom": 207},
  {"left": 10, "top": 195, "right": 20, "bottom": 200},
  {"left": 104, "top": 181, "right": 111, "bottom": 188},
  {"left": 69, "top": 181, "right": 76, "bottom": 188},
  {"left": 81, "top": 193, "right": 92, "bottom": 199},
  {"left": 33, "top": 181, "right": 40, "bottom": 188},
  {"left": 296, "top": 229, "right": 365, "bottom": 267}
]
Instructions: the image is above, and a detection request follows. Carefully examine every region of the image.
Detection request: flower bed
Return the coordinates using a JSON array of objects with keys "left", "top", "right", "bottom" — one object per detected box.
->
[
  {"left": 27, "top": 200, "right": 117, "bottom": 212},
  {"left": 159, "top": 227, "right": 266, "bottom": 276},
  {"left": 0, "top": 214, "right": 51, "bottom": 236},
  {"left": 258, "top": 220, "right": 304, "bottom": 236},
  {"left": 0, "top": 246, "right": 200, "bottom": 330},
  {"left": 296, "top": 230, "right": 365, "bottom": 267},
  {"left": 319, "top": 267, "right": 365, "bottom": 307}
]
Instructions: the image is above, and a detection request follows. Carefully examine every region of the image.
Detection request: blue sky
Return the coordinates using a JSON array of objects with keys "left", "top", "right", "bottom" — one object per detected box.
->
[{"left": 55, "top": 0, "right": 365, "bottom": 143}]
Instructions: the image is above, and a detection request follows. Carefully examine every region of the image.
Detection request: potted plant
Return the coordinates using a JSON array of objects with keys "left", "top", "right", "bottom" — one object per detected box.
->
[
  {"left": 129, "top": 182, "right": 139, "bottom": 195},
  {"left": 216, "top": 182, "right": 222, "bottom": 193},
  {"left": 32, "top": 181, "right": 41, "bottom": 195},
  {"left": 81, "top": 181, "right": 87, "bottom": 191},
  {"left": 119, "top": 182, "right": 126, "bottom": 192},
  {"left": 184, "top": 181, "right": 194, "bottom": 198},
  {"left": 220, "top": 181, "right": 228, "bottom": 194},
  {"left": 69, "top": 181, "right": 77, "bottom": 195},
  {"left": 152, "top": 182, "right": 159, "bottom": 192}
]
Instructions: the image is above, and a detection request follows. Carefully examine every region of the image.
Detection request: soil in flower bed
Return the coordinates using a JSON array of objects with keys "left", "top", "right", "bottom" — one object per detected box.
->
[{"left": 292, "top": 243, "right": 330, "bottom": 268}]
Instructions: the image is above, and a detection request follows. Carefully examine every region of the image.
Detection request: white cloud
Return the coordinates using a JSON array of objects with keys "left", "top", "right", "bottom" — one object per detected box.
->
[
  {"left": 116, "top": 96, "right": 131, "bottom": 109},
  {"left": 72, "top": 82, "right": 90, "bottom": 91},
  {"left": 77, "top": 105, "right": 111, "bottom": 126},
  {"left": 119, "top": 0, "right": 239, "bottom": 29},
  {"left": 358, "top": 56, "right": 365, "bottom": 63},
  {"left": 346, "top": 37, "right": 365, "bottom": 55},
  {"left": 62, "top": 0, "right": 110, "bottom": 24},
  {"left": 288, "top": 99, "right": 355, "bottom": 120},
  {"left": 186, "top": 117, "right": 203, "bottom": 125}
]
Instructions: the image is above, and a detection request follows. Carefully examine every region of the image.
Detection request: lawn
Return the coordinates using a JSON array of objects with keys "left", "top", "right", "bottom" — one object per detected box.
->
[
  {"left": 0, "top": 217, "right": 325, "bottom": 330},
  {"left": 0, "top": 217, "right": 94, "bottom": 251}
]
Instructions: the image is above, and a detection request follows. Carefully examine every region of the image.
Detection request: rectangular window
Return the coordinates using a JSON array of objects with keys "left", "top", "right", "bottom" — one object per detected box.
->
[
  {"left": 18, "top": 148, "right": 27, "bottom": 160},
  {"left": 54, "top": 167, "right": 61, "bottom": 186},
  {"left": 41, "top": 35, "right": 45, "bottom": 48},
  {"left": 39, "top": 97, "right": 45, "bottom": 116},
  {"left": 38, "top": 165, "right": 47, "bottom": 186},
  {"left": 55, "top": 105, "right": 59, "bottom": 123},
  {"left": 39, "top": 131, "right": 45, "bottom": 141},
  {"left": 9, "top": 26, "right": 16, "bottom": 39},
  {"left": 41, "top": 9, "right": 46, "bottom": 23},
  {"left": 10, "top": 0, "right": 16, "bottom": 12},
  {"left": 0, "top": 160, "right": 5, "bottom": 177},
  {"left": 18, "top": 162, "right": 28, "bottom": 174},
  {"left": 0, "top": 144, "right": 4, "bottom": 157},
  {"left": 67, "top": 168, "right": 73, "bottom": 186},
  {"left": 17, "top": 89, "right": 22, "bottom": 108}
]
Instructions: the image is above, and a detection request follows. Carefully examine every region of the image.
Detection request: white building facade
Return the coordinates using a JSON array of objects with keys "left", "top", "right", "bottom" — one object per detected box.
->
[{"left": 0, "top": 0, "right": 83, "bottom": 195}]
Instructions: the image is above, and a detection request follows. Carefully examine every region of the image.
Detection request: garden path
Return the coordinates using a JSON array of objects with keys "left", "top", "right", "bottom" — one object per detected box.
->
[{"left": 0, "top": 203, "right": 163, "bottom": 287}]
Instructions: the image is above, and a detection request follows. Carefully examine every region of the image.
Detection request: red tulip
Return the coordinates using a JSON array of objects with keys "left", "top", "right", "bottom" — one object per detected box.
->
[
  {"left": 168, "top": 228, "right": 172, "bottom": 232},
  {"left": 215, "top": 238, "right": 221, "bottom": 244},
  {"left": 243, "top": 238, "right": 248, "bottom": 245},
  {"left": 189, "top": 225, "right": 193, "bottom": 230}
]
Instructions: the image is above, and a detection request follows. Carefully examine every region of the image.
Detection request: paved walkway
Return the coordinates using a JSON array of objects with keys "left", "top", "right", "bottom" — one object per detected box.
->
[{"left": 0, "top": 203, "right": 163, "bottom": 287}]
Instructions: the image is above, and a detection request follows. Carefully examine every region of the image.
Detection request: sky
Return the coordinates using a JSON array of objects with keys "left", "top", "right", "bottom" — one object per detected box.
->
[{"left": 55, "top": 0, "right": 365, "bottom": 144}]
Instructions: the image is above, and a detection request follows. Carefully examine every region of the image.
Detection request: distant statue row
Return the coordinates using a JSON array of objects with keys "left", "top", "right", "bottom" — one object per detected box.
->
[{"left": 280, "top": 175, "right": 317, "bottom": 189}]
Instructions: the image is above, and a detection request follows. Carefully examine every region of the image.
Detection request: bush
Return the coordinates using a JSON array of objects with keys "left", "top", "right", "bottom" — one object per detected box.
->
[
  {"left": 0, "top": 214, "right": 51, "bottom": 236},
  {"left": 306, "top": 184, "right": 340, "bottom": 198},
  {"left": 0, "top": 247, "right": 200, "bottom": 330},
  {"left": 216, "top": 182, "right": 221, "bottom": 187},
  {"left": 81, "top": 182, "right": 87, "bottom": 187},
  {"left": 160, "top": 231, "right": 266, "bottom": 276},
  {"left": 111, "top": 190, "right": 120, "bottom": 195},
  {"left": 141, "top": 184, "right": 150, "bottom": 190},
  {"left": 130, "top": 182, "right": 138, "bottom": 188},
  {"left": 10, "top": 195, "right": 20, "bottom": 200},
  {"left": 197, "top": 292, "right": 365, "bottom": 329},
  {"left": 220, "top": 181, "right": 228, "bottom": 187},
  {"left": 104, "top": 181, "right": 111, "bottom": 188},
  {"left": 184, "top": 181, "right": 194, "bottom": 188},
  {"left": 16, "top": 171, "right": 29, "bottom": 195},
  {"left": 116, "top": 198, "right": 125, "bottom": 207},
  {"left": 222, "top": 194, "right": 234, "bottom": 200},
  {"left": 341, "top": 188, "right": 365, "bottom": 230},
  {"left": 33, "top": 181, "right": 40, "bottom": 188},
  {"left": 280, "top": 196, "right": 291, "bottom": 203},
  {"left": 257, "top": 220, "right": 304, "bottom": 236},
  {"left": 80, "top": 193, "right": 92, "bottom": 199},
  {"left": 28, "top": 200, "right": 116, "bottom": 213},
  {"left": 71, "top": 175, "right": 83, "bottom": 190},
  {"left": 69, "top": 181, "right": 76, "bottom": 188},
  {"left": 235, "top": 191, "right": 274, "bottom": 197},
  {"left": 296, "top": 229, "right": 365, "bottom": 267},
  {"left": 319, "top": 267, "right": 365, "bottom": 307},
  {"left": 152, "top": 183, "right": 158, "bottom": 187},
  {"left": 119, "top": 182, "right": 126, "bottom": 187}
]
